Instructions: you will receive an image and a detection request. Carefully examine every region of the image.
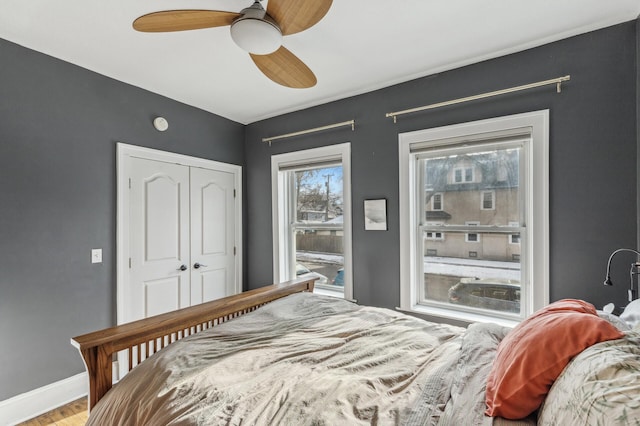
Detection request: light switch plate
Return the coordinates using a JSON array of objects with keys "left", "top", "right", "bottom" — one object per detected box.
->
[{"left": 91, "top": 248, "right": 102, "bottom": 264}]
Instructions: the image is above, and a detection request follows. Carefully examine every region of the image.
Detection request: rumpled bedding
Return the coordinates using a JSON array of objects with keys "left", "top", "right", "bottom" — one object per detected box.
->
[
  {"left": 86, "top": 293, "right": 524, "bottom": 425},
  {"left": 404, "top": 322, "right": 535, "bottom": 426},
  {"left": 538, "top": 329, "right": 640, "bottom": 425}
]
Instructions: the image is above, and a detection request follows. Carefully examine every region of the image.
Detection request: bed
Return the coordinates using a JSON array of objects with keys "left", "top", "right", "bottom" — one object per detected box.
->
[{"left": 71, "top": 277, "right": 640, "bottom": 425}]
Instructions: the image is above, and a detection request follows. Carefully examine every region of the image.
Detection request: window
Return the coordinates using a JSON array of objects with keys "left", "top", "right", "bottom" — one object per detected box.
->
[
  {"left": 454, "top": 167, "right": 474, "bottom": 183},
  {"left": 431, "top": 193, "right": 443, "bottom": 210},
  {"left": 465, "top": 221, "right": 480, "bottom": 242},
  {"left": 426, "top": 231, "right": 444, "bottom": 240},
  {"left": 509, "top": 221, "right": 521, "bottom": 244},
  {"left": 399, "top": 111, "right": 549, "bottom": 325},
  {"left": 272, "top": 144, "right": 353, "bottom": 300},
  {"left": 481, "top": 191, "right": 495, "bottom": 210}
]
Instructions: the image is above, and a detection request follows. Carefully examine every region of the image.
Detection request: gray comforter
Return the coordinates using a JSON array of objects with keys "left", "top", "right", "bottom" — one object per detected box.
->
[{"left": 87, "top": 293, "right": 528, "bottom": 425}]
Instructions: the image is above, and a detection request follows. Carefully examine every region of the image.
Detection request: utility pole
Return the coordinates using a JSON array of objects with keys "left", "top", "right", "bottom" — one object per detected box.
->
[{"left": 324, "top": 174, "right": 332, "bottom": 221}]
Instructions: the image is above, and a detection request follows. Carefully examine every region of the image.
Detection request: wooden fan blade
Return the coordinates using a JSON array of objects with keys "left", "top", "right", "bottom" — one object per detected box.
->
[
  {"left": 250, "top": 46, "right": 317, "bottom": 88},
  {"left": 267, "top": 0, "right": 333, "bottom": 36},
  {"left": 133, "top": 10, "right": 241, "bottom": 33}
]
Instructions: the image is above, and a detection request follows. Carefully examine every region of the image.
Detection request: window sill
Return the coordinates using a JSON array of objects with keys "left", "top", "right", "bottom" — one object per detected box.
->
[
  {"left": 397, "top": 304, "right": 519, "bottom": 329},
  {"left": 313, "top": 286, "right": 356, "bottom": 303}
]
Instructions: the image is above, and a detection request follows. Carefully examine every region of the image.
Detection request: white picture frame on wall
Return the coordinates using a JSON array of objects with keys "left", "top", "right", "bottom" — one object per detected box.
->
[{"left": 364, "top": 199, "right": 387, "bottom": 231}]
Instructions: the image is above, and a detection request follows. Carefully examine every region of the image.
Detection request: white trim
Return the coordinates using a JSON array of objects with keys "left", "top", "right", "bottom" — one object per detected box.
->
[
  {"left": 0, "top": 373, "right": 87, "bottom": 426},
  {"left": 271, "top": 143, "right": 353, "bottom": 301},
  {"left": 397, "top": 306, "right": 519, "bottom": 329},
  {"left": 399, "top": 110, "right": 549, "bottom": 322},
  {"left": 117, "top": 143, "right": 243, "bottom": 330}
]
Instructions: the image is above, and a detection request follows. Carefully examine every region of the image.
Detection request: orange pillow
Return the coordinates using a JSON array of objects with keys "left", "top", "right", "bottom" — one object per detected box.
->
[{"left": 485, "top": 299, "right": 624, "bottom": 419}]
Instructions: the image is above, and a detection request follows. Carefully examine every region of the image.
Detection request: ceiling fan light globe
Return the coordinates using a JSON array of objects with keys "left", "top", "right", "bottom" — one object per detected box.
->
[{"left": 230, "top": 18, "right": 282, "bottom": 55}]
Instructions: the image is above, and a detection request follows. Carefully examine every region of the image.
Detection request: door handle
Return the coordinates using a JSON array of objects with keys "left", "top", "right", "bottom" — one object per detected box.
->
[
  {"left": 193, "top": 262, "right": 208, "bottom": 269},
  {"left": 177, "top": 264, "right": 188, "bottom": 271}
]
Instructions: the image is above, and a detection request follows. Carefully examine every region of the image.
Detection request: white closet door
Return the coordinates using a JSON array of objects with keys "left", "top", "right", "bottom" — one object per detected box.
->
[
  {"left": 128, "top": 157, "right": 191, "bottom": 321},
  {"left": 189, "top": 167, "right": 236, "bottom": 304}
]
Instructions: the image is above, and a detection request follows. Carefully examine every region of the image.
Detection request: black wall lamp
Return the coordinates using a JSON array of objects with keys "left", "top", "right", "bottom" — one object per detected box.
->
[{"left": 603, "top": 248, "right": 640, "bottom": 302}]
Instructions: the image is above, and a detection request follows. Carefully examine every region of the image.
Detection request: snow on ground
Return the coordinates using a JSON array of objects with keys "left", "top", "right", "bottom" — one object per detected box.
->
[
  {"left": 425, "top": 256, "right": 520, "bottom": 281},
  {"left": 298, "top": 252, "right": 520, "bottom": 281},
  {"left": 297, "top": 251, "right": 344, "bottom": 265}
]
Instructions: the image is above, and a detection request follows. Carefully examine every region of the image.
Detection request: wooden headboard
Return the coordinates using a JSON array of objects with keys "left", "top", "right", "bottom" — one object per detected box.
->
[{"left": 71, "top": 277, "right": 316, "bottom": 411}]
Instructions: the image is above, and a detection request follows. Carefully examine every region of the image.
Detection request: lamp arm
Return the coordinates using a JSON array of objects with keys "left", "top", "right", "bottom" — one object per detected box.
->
[{"left": 603, "top": 248, "right": 640, "bottom": 286}]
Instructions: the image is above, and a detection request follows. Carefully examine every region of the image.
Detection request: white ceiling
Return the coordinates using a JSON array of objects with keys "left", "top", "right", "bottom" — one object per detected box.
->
[{"left": 2, "top": 1, "right": 639, "bottom": 124}]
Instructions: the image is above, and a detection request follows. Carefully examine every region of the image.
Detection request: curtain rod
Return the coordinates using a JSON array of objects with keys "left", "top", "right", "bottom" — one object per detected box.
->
[
  {"left": 386, "top": 75, "right": 571, "bottom": 123},
  {"left": 262, "top": 120, "right": 355, "bottom": 145}
]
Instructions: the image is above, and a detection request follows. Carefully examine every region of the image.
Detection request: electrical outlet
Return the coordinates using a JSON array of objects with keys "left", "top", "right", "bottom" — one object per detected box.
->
[{"left": 91, "top": 248, "right": 103, "bottom": 264}]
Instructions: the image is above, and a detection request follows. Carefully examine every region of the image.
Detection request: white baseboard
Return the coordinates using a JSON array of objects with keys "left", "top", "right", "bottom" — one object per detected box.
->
[{"left": 0, "top": 373, "right": 88, "bottom": 426}]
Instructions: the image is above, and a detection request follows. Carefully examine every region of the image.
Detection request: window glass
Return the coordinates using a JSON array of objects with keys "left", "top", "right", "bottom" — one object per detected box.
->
[
  {"left": 272, "top": 143, "right": 352, "bottom": 300},
  {"left": 482, "top": 191, "right": 495, "bottom": 210},
  {"left": 432, "top": 193, "right": 443, "bottom": 210},
  {"left": 291, "top": 166, "right": 344, "bottom": 291},
  {"left": 465, "top": 168, "right": 473, "bottom": 182},
  {"left": 420, "top": 144, "right": 523, "bottom": 316}
]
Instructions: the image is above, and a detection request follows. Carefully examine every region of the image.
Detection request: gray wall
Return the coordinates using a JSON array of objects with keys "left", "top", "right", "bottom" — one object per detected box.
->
[
  {"left": 1, "top": 19, "right": 638, "bottom": 404},
  {"left": 0, "top": 38, "right": 245, "bottom": 401},
  {"left": 245, "top": 22, "right": 638, "bottom": 312}
]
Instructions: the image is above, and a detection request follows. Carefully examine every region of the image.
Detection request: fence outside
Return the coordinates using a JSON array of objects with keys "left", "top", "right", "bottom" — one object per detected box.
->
[{"left": 296, "top": 234, "right": 343, "bottom": 255}]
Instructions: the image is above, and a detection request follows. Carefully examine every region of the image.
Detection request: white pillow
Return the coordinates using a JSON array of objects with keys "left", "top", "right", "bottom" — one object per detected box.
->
[
  {"left": 620, "top": 298, "right": 640, "bottom": 328},
  {"left": 597, "top": 310, "right": 631, "bottom": 331}
]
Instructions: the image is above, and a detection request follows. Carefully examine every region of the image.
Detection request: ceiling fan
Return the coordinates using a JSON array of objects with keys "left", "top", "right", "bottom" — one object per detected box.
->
[{"left": 133, "top": 0, "right": 333, "bottom": 89}]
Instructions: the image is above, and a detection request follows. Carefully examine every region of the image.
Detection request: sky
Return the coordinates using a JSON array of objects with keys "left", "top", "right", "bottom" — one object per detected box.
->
[{"left": 299, "top": 165, "right": 343, "bottom": 197}]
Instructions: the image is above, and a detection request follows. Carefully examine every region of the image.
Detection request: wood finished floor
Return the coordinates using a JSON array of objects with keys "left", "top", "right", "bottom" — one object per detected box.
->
[{"left": 17, "top": 397, "right": 87, "bottom": 426}]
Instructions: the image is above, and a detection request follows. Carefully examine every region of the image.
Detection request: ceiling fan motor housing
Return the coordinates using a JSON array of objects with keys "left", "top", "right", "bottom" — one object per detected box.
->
[{"left": 230, "top": 1, "right": 283, "bottom": 55}]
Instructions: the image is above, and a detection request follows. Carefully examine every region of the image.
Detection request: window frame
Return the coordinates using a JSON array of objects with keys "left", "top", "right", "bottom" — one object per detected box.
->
[
  {"left": 426, "top": 231, "right": 445, "bottom": 241},
  {"left": 431, "top": 192, "right": 443, "bottom": 211},
  {"left": 453, "top": 166, "right": 474, "bottom": 183},
  {"left": 398, "top": 111, "right": 549, "bottom": 326},
  {"left": 509, "top": 221, "right": 521, "bottom": 245},
  {"left": 465, "top": 221, "right": 481, "bottom": 243},
  {"left": 481, "top": 190, "right": 495, "bottom": 210},
  {"left": 271, "top": 143, "right": 353, "bottom": 301}
]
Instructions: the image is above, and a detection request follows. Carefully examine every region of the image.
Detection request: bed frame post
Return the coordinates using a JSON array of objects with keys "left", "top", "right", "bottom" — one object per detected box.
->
[
  {"left": 78, "top": 345, "right": 112, "bottom": 409},
  {"left": 83, "top": 345, "right": 113, "bottom": 409}
]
